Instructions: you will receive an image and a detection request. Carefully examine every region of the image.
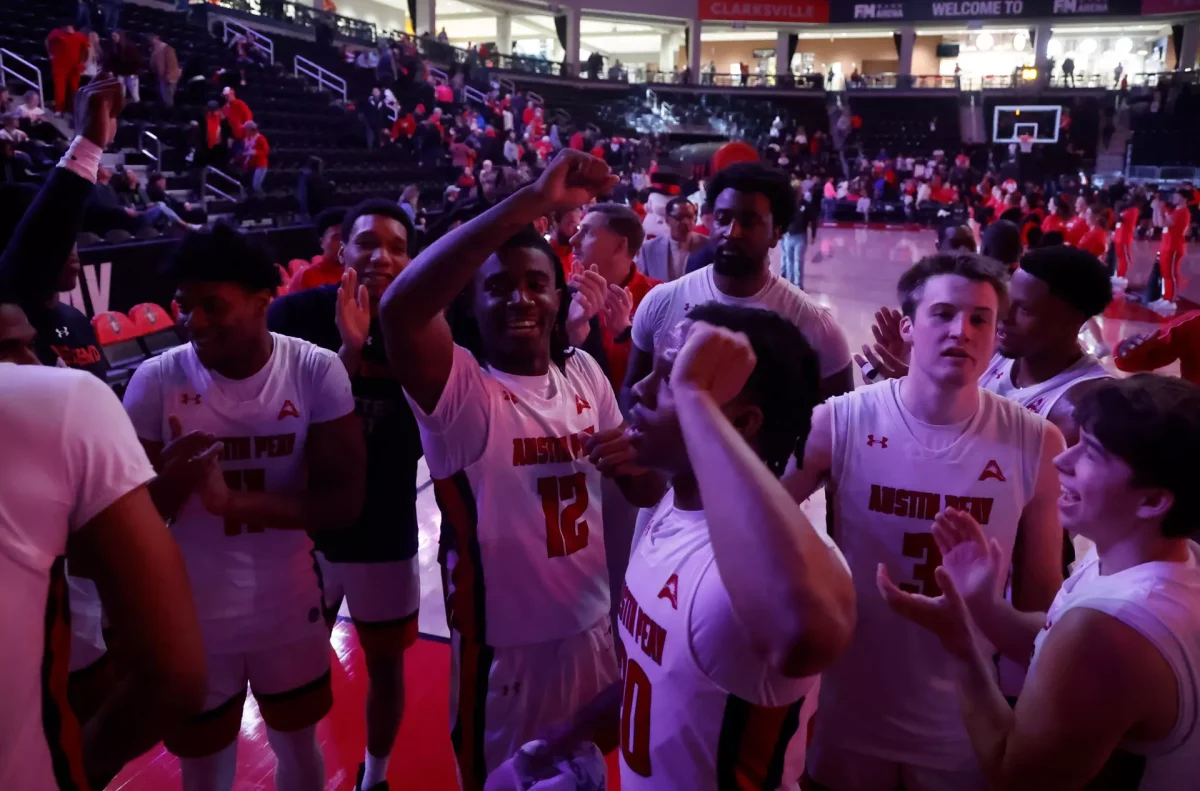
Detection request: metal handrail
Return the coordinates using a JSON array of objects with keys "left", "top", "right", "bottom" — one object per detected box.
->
[
  {"left": 428, "top": 67, "right": 448, "bottom": 86},
  {"left": 205, "top": 166, "right": 246, "bottom": 200},
  {"left": 294, "top": 55, "right": 347, "bottom": 103},
  {"left": 463, "top": 86, "right": 486, "bottom": 105},
  {"left": 202, "top": 0, "right": 377, "bottom": 43},
  {"left": 139, "top": 130, "right": 162, "bottom": 164},
  {"left": 223, "top": 18, "right": 275, "bottom": 66},
  {"left": 526, "top": 91, "right": 544, "bottom": 105},
  {"left": 0, "top": 48, "right": 45, "bottom": 105},
  {"left": 499, "top": 78, "right": 516, "bottom": 94}
]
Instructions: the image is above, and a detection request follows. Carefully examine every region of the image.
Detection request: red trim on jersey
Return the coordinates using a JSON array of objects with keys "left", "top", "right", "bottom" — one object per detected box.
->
[
  {"left": 715, "top": 695, "right": 803, "bottom": 790},
  {"left": 41, "top": 557, "right": 90, "bottom": 791},
  {"left": 451, "top": 640, "right": 494, "bottom": 791},
  {"left": 434, "top": 472, "right": 487, "bottom": 642}
]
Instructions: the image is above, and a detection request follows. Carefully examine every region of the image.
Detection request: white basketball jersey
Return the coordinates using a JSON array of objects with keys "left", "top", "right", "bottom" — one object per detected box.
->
[
  {"left": 1031, "top": 544, "right": 1200, "bottom": 790},
  {"left": 619, "top": 498, "right": 815, "bottom": 790},
  {"left": 432, "top": 352, "right": 616, "bottom": 648},
  {"left": 980, "top": 352, "right": 1110, "bottom": 418},
  {"left": 817, "top": 379, "right": 1047, "bottom": 769},
  {"left": 124, "top": 334, "right": 354, "bottom": 653}
]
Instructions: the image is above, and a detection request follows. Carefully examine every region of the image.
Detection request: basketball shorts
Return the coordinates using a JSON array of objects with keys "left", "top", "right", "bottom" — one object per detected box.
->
[
  {"left": 805, "top": 741, "right": 987, "bottom": 791},
  {"left": 450, "top": 617, "right": 620, "bottom": 791},
  {"left": 163, "top": 630, "right": 332, "bottom": 758},
  {"left": 67, "top": 576, "right": 106, "bottom": 673},
  {"left": 316, "top": 552, "right": 420, "bottom": 655}
]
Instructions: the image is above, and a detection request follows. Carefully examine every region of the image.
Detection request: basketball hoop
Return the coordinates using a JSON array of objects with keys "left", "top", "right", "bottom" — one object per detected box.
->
[{"left": 1018, "top": 135, "right": 1034, "bottom": 154}]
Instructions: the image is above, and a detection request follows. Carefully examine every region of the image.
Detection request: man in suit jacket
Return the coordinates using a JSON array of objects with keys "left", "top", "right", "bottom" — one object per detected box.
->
[{"left": 635, "top": 196, "right": 705, "bottom": 282}]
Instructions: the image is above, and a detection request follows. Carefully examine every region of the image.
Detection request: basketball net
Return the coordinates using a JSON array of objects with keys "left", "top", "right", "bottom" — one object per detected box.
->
[{"left": 1018, "top": 135, "right": 1034, "bottom": 154}]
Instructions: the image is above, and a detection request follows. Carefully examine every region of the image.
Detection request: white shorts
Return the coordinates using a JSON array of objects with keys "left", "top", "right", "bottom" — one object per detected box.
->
[
  {"left": 315, "top": 551, "right": 420, "bottom": 627},
  {"left": 67, "top": 576, "right": 106, "bottom": 673},
  {"left": 450, "top": 618, "right": 620, "bottom": 790},
  {"left": 805, "top": 741, "right": 987, "bottom": 791},
  {"left": 164, "top": 629, "right": 332, "bottom": 758}
]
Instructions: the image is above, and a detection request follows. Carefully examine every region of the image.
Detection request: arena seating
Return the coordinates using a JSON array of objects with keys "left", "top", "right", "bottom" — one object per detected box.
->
[{"left": 1129, "top": 80, "right": 1200, "bottom": 169}]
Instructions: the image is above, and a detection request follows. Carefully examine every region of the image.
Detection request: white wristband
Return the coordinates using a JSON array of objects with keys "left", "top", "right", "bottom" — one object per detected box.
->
[{"left": 58, "top": 136, "right": 104, "bottom": 184}]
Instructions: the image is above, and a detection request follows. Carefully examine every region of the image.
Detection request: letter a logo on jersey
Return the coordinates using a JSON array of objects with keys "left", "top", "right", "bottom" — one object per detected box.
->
[
  {"left": 979, "top": 460, "right": 1007, "bottom": 482},
  {"left": 657, "top": 573, "right": 679, "bottom": 610},
  {"left": 278, "top": 400, "right": 300, "bottom": 420},
  {"left": 181, "top": 393, "right": 201, "bottom": 405},
  {"left": 575, "top": 394, "right": 591, "bottom": 415}
]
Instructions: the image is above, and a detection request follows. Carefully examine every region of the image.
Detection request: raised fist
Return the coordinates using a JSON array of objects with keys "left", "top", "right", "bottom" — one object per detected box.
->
[
  {"left": 671, "top": 322, "right": 757, "bottom": 405},
  {"left": 531, "top": 150, "right": 618, "bottom": 213}
]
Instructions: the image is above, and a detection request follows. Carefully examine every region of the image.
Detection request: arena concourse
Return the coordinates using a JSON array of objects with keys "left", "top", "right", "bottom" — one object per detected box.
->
[{"left": 3, "top": 0, "right": 1200, "bottom": 789}]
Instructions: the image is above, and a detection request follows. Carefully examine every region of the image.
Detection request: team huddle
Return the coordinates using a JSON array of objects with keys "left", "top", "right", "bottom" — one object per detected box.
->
[{"left": 5, "top": 139, "right": 1200, "bottom": 791}]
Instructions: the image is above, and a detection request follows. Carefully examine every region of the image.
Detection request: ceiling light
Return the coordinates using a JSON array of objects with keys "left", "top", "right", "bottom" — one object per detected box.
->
[
  {"left": 1013, "top": 33, "right": 1027, "bottom": 51},
  {"left": 1047, "top": 38, "right": 1063, "bottom": 57},
  {"left": 1079, "top": 38, "right": 1098, "bottom": 54},
  {"left": 1115, "top": 37, "right": 1133, "bottom": 54},
  {"left": 976, "top": 32, "right": 994, "bottom": 51}
]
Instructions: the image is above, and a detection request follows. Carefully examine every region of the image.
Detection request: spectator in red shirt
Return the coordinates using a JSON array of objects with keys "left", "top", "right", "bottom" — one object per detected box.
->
[
  {"left": 1076, "top": 204, "right": 1109, "bottom": 259},
  {"left": 1042, "top": 196, "right": 1070, "bottom": 236},
  {"left": 1064, "top": 198, "right": 1089, "bottom": 247},
  {"left": 568, "top": 203, "right": 660, "bottom": 390},
  {"left": 390, "top": 111, "right": 415, "bottom": 143},
  {"left": 1112, "top": 196, "right": 1142, "bottom": 286},
  {"left": 46, "top": 24, "right": 89, "bottom": 113},
  {"left": 239, "top": 120, "right": 269, "bottom": 194},
  {"left": 222, "top": 87, "right": 253, "bottom": 159},
  {"left": 1157, "top": 189, "right": 1192, "bottom": 311},
  {"left": 569, "top": 130, "right": 585, "bottom": 150},
  {"left": 1116, "top": 310, "right": 1200, "bottom": 383},
  {"left": 289, "top": 209, "right": 346, "bottom": 293}
]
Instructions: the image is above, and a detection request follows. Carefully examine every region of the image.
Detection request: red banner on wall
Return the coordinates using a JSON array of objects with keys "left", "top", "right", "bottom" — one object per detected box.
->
[
  {"left": 1141, "top": 0, "right": 1200, "bottom": 13},
  {"left": 698, "top": 0, "right": 831, "bottom": 23}
]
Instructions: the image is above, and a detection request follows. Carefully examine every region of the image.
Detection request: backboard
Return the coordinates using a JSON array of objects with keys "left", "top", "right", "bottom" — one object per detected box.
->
[{"left": 992, "top": 105, "right": 1061, "bottom": 144}]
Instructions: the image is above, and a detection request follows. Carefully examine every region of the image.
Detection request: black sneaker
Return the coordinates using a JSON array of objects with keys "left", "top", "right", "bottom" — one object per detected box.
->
[{"left": 354, "top": 761, "right": 390, "bottom": 791}]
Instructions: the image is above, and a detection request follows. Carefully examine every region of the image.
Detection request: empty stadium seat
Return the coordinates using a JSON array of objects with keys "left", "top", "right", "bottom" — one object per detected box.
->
[{"left": 92, "top": 311, "right": 148, "bottom": 370}]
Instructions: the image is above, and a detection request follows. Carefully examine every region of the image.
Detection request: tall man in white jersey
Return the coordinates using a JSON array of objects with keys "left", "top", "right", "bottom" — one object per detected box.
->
[
  {"left": 787, "top": 253, "right": 1066, "bottom": 791},
  {"left": 621, "top": 162, "right": 853, "bottom": 411},
  {"left": 379, "top": 150, "right": 662, "bottom": 790},
  {"left": 123, "top": 226, "right": 367, "bottom": 791},
  {"left": 881, "top": 374, "right": 1200, "bottom": 790},
  {"left": 515, "top": 304, "right": 855, "bottom": 791}
]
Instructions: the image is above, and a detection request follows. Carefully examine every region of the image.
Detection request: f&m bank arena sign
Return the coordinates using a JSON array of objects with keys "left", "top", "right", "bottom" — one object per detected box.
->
[{"left": 833, "top": 0, "right": 1142, "bottom": 21}]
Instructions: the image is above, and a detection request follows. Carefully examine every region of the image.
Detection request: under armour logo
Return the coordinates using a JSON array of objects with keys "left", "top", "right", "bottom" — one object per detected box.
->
[
  {"left": 500, "top": 389, "right": 518, "bottom": 405},
  {"left": 277, "top": 399, "right": 300, "bottom": 420},
  {"left": 866, "top": 434, "right": 888, "bottom": 448},
  {"left": 55, "top": 327, "right": 69, "bottom": 338},
  {"left": 575, "top": 394, "right": 591, "bottom": 414},
  {"left": 979, "top": 460, "right": 1007, "bottom": 482},
  {"left": 657, "top": 573, "right": 679, "bottom": 610},
  {"left": 1026, "top": 399, "right": 1044, "bottom": 413},
  {"left": 180, "top": 393, "right": 201, "bottom": 405}
]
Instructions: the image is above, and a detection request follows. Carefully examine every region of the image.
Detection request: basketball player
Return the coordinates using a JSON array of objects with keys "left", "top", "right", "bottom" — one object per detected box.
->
[
  {"left": 123, "top": 225, "right": 367, "bottom": 791},
  {"left": 378, "top": 149, "right": 662, "bottom": 789},
  {"left": 560, "top": 304, "right": 856, "bottom": 787},
  {"left": 881, "top": 374, "right": 1200, "bottom": 790},
  {"left": 269, "top": 199, "right": 420, "bottom": 791},
  {"left": 788, "top": 253, "right": 1066, "bottom": 791},
  {"left": 1151, "top": 189, "right": 1191, "bottom": 315},
  {"left": 980, "top": 245, "right": 1114, "bottom": 445},
  {"left": 1111, "top": 195, "right": 1142, "bottom": 291},
  {"left": 860, "top": 246, "right": 1113, "bottom": 445},
  {"left": 1, "top": 360, "right": 206, "bottom": 791},
  {"left": 0, "top": 74, "right": 132, "bottom": 727},
  {"left": 621, "top": 162, "right": 853, "bottom": 411}
]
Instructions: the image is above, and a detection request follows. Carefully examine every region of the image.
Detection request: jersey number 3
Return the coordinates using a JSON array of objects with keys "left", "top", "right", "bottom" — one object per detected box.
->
[
  {"left": 223, "top": 468, "right": 266, "bottom": 536},
  {"left": 900, "top": 532, "right": 943, "bottom": 597},
  {"left": 537, "top": 473, "right": 590, "bottom": 558}
]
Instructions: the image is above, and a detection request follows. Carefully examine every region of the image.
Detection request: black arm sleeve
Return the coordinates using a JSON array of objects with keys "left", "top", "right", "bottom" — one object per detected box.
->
[{"left": 0, "top": 167, "right": 94, "bottom": 308}]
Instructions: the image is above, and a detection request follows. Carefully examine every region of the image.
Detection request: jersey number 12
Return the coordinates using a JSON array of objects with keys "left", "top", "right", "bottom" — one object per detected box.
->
[{"left": 537, "top": 473, "right": 589, "bottom": 558}]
